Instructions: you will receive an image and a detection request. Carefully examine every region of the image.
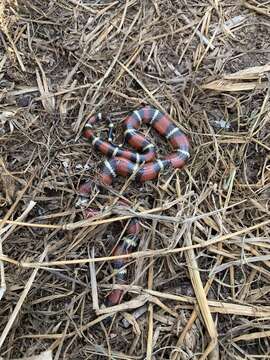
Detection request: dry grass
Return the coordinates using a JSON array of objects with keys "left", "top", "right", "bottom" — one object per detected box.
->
[{"left": 0, "top": 0, "right": 270, "bottom": 359}]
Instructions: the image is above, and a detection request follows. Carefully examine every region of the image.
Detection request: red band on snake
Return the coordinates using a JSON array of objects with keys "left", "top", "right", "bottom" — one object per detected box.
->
[{"left": 79, "top": 106, "right": 190, "bottom": 307}]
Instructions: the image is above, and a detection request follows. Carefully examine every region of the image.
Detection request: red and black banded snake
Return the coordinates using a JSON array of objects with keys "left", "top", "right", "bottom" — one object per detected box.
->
[{"left": 79, "top": 106, "right": 190, "bottom": 307}]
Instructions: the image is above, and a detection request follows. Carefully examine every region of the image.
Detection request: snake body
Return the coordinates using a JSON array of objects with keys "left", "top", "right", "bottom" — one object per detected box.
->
[{"left": 79, "top": 106, "right": 190, "bottom": 306}]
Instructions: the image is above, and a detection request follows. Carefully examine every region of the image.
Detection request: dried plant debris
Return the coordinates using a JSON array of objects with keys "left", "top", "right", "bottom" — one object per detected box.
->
[{"left": 0, "top": 1, "right": 270, "bottom": 359}]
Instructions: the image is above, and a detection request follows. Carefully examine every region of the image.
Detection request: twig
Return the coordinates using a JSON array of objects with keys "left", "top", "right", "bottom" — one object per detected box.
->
[
  {"left": 89, "top": 247, "right": 99, "bottom": 311},
  {"left": 181, "top": 14, "right": 215, "bottom": 50},
  {"left": 0, "top": 247, "right": 48, "bottom": 348},
  {"left": 243, "top": 1, "right": 270, "bottom": 17}
]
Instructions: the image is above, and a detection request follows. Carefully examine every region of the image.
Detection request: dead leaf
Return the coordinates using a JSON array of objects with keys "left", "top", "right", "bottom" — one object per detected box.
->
[
  {"left": 202, "top": 79, "right": 268, "bottom": 92},
  {"left": 224, "top": 63, "right": 270, "bottom": 80}
]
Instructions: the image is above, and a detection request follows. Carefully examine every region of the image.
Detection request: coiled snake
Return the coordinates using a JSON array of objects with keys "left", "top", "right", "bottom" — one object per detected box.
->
[{"left": 79, "top": 106, "right": 190, "bottom": 306}]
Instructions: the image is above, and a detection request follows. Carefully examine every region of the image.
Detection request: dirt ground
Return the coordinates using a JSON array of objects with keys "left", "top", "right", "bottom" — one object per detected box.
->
[{"left": 0, "top": 0, "right": 270, "bottom": 359}]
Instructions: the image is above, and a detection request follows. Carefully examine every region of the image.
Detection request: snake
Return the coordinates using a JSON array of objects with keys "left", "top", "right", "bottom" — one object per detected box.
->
[{"left": 79, "top": 106, "right": 190, "bottom": 307}]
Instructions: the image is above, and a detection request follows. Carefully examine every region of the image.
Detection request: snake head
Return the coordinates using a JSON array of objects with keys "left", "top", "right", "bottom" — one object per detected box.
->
[
  {"left": 75, "top": 180, "right": 95, "bottom": 208},
  {"left": 78, "top": 180, "right": 93, "bottom": 196}
]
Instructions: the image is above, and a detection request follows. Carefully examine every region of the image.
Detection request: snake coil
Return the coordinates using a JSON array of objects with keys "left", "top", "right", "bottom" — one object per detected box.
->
[{"left": 79, "top": 106, "right": 190, "bottom": 306}]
